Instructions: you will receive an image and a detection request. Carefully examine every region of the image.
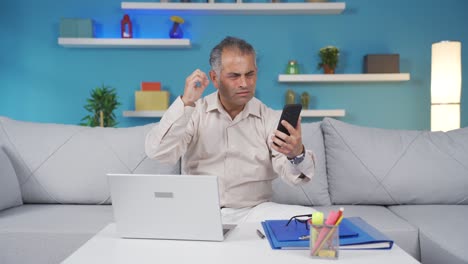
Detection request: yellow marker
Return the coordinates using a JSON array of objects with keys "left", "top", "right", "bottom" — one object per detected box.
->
[
  {"left": 310, "top": 212, "right": 324, "bottom": 252},
  {"left": 312, "top": 211, "right": 324, "bottom": 226},
  {"left": 312, "top": 212, "right": 324, "bottom": 239}
]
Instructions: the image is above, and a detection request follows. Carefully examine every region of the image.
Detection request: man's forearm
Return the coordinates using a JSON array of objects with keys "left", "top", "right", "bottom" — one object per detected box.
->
[{"left": 145, "top": 97, "right": 195, "bottom": 163}]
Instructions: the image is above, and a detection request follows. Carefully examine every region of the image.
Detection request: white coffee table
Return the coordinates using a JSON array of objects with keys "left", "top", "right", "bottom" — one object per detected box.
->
[{"left": 62, "top": 222, "right": 420, "bottom": 264}]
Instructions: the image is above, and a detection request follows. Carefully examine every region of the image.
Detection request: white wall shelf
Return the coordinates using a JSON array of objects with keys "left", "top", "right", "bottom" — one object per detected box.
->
[
  {"left": 58, "top": 38, "right": 191, "bottom": 48},
  {"left": 123, "top": 109, "right": 345, "bottom": 118},
  {"left": 121, "top": 2, "right": 346, "bottom": 15},
  {"left": 301, "top": 109, "right": 345, "bottom": 117},
  {"left": 278, "top": 73, "right": 411, "bottom": 83}
]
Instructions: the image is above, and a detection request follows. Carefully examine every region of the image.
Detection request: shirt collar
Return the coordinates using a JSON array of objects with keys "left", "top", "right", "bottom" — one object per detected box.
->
[
  {"left": 206, "top": 92, "right": 219, "bottom": 112},
  {"left": 205, "top": 91, "right": 262, "bottom": 119}
]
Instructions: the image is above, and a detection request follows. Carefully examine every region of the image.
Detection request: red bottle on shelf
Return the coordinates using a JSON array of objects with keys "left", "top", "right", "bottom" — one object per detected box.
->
[{"left": 121, "top": 14, "right": 132, "bottom": 38}]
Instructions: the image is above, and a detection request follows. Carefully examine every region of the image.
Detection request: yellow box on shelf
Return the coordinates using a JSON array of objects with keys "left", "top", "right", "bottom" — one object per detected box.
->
[{"left": 135, "top": 91, "right": 169, "bottom": 111}]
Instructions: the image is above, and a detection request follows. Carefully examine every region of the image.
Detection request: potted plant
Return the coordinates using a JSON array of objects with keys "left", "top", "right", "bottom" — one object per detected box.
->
[
  {"left": 80, "top": 85, "right": 121, "bottom": 127},
  {"left": 317, "top": 46, "right": 339, "bottom": 74}
]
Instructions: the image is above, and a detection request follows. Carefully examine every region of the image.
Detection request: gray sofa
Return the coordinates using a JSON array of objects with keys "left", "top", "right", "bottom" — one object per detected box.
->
[{"left": 1, "top": 116, "right": 467, "bottom": 264}]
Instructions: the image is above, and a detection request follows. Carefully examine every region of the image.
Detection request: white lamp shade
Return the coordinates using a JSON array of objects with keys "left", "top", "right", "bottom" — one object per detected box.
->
[
  {"left": 431, "top": 104, "right": 460, "bottom": 132},
  {"left": 431, "top": 41, "right": 462, "bottom": 104}
]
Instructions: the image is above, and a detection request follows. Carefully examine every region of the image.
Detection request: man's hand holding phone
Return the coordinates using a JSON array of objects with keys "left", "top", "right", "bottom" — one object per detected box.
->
[
  {"left": 181, "top": 69, "right": 210, "bottom": 107},
  {"left": 272, "top": 104, "right": 304, "bottom": 159}
]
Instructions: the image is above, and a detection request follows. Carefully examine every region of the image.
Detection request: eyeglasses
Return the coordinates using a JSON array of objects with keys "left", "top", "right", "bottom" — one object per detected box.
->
[{"left": 285, "top": 214, "right": 312, "bottom": 230}]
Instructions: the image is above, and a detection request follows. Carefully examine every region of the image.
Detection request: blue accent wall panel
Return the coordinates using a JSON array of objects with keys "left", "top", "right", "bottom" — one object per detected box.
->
[{"left": 0, "top": 0, "right": 467, "bottom": 129}]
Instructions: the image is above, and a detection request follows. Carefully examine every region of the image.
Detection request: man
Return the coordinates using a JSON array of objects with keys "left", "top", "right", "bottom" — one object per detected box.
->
[{"left": 145, "top": 36, "right": 315, "bottom": 216}]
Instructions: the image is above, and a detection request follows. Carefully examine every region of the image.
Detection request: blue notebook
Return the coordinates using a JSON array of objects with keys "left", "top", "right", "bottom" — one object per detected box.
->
[
  {"left": 266, "top": 219, "right": 358, "bottom": 241},
  {"left": 339, "top": 217, "right": 394, "bottom": 250},
  {"left": 262, "top": 217, "right": 393, "bottom": 250},
  {"left": 261, "top": 218, "right": 357, "bottom": 249}
]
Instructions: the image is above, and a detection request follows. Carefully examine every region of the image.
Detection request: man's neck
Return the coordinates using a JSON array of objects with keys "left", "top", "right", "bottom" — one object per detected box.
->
[
  {"left": 218, "top": 96, "right": 246, "bottom": 120},
  {"left": 222, "top": 103, "right": 245, "bottom": 120}
]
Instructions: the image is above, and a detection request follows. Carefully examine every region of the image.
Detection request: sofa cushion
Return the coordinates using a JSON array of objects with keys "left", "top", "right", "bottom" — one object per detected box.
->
[
  {"left": 0, "top": 117, "right": 180, "bottom": 204},
  {"left": 0, "top": 204, "right": 113, "bottom": 264},
  {"left": 272, "top": 122, "right": 331, "bottom": 206},
  {"left": 322, "top": 117, "right": 468, "bottom": 205},
  {"left": 388, "top": 205, "right": 468, "bottom": 264},
  {"left": 0, "top": 147, "right": 23, "bottom": 211}
]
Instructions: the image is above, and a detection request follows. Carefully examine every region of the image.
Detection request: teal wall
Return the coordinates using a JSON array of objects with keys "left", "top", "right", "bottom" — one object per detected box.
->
[{"left": 1, "top": 0, "right": 467, "bottom": 129}]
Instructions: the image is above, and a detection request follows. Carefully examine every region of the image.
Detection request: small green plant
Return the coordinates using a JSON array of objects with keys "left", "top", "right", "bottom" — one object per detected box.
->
[
  {"left": 317, "top": 46, "right": 340, "bottom": 70},
  {"left": 80, "top": 85, "right": 121, "bottom": 127}
]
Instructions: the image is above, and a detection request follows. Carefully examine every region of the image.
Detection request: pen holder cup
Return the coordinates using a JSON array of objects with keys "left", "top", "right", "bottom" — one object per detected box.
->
[{"left": 310, "top": 224, "right": 339, "bottom": 259}]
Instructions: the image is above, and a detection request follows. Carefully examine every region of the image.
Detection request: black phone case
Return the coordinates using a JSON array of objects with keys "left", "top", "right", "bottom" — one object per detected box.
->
[{"left": 276, "top": 104, "right": 302, "bottom": 136}]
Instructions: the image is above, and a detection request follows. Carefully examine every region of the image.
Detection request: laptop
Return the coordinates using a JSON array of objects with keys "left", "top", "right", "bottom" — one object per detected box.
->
[{"left": 107, "top": 173, "right": 235, "bottom": 241}]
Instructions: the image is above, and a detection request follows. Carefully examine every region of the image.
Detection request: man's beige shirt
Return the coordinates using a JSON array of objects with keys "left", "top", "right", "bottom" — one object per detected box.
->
[{"left": 145, "top": 92, "right": 315, "bottom": 208}]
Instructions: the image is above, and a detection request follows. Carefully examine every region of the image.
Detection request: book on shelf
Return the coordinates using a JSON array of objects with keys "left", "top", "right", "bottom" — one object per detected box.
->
[{"left": 261, "top": 216, "right": 393, "bottom": 250}]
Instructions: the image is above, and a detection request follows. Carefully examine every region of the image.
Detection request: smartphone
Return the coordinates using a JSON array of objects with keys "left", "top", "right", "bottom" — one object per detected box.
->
[{"left": 275, "top": 104, "right": 302, "bottom": 145}]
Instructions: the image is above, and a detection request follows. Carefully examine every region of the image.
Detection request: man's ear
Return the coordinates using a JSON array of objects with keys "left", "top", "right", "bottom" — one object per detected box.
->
[{"left": 209, "top": 70, "right": 219, "bottom": 89}]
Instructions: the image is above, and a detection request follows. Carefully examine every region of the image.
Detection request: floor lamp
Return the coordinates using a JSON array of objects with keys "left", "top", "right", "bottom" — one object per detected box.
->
[{"left": 431, "top": 41, "right": 462, "bottom": 132}]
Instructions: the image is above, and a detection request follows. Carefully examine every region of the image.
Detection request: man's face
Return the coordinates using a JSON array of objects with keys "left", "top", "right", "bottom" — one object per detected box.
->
[{"left": 210, "top": 49, "right": 257, "bottom": 111}]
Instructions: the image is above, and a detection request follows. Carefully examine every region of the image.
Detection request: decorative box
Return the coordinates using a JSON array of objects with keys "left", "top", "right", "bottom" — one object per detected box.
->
[
  {"left": 135, "top": 91, "right": 169, "bottom": 111},
  {"left": 364, "top": 54, "right": 400, "bottom": 73},
  {"left": 141, "top": 82, "right": 161, "bottom": 91},
  {"left": 59, "top": 18, "right": 95, "bottom": 38}
]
